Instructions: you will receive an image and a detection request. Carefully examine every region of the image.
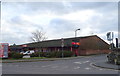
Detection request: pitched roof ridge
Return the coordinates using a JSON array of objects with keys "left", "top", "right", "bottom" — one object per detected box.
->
[{"left": 16, "top": 35, "right": 98, "bottom": 46}]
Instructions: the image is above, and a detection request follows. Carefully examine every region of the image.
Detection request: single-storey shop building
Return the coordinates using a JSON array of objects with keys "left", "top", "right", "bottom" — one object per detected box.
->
[{"left": 10, "top": 35, "right": 110, "bottom": 56}]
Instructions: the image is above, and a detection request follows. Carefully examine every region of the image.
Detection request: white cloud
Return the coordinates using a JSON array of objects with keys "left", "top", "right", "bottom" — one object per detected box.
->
[
  {"left": 1, "top": 2, "right": 118, "bottom": 45},
  {"left": 61, "top": 10, "right": 98, "bottom": 22},
  {"left": 20, "top": 11, "right": 57, "bottom": 25}
]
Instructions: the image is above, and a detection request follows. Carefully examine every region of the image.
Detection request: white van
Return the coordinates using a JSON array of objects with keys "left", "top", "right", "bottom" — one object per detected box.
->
[{"left": 23, "top": 50, "right": 35, "bottom": 55}]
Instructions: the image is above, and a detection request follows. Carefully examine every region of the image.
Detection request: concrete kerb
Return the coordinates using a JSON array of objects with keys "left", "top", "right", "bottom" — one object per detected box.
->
[{"left": 91, "top": 61, "right": 120, "bottom": 71}]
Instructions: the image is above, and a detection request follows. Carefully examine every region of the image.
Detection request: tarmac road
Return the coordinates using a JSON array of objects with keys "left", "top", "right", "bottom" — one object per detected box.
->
[{"left": 1, "top": 54, "right": 120, "bottom": 74}]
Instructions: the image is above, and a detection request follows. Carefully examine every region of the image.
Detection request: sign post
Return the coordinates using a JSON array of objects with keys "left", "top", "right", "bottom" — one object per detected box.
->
[
  {"left": 61, "top": 38, "right": 64, "bottom": 58},
  {"left": 106, "top": 32, "right": 114, "bottom": 49},
  {"left": 72, "top": 40, "right": 80, "bottom": 56}
]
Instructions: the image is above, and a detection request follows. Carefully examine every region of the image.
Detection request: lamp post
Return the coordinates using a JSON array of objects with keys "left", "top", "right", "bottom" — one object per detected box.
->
[
  {"left": 75, "top": 28, "right": 80, "bottom": 38},
  {"left": 74, "top": 28, "right": 80, "bottom": 56}
]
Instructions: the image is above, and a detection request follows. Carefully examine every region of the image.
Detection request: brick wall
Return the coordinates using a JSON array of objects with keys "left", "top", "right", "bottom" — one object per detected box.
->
[
  {"left": 79, "top": 36, "right": 109, "bottom": 50},
  {"left": 79, "top": 49, "right": 111, "bottom": 56}
]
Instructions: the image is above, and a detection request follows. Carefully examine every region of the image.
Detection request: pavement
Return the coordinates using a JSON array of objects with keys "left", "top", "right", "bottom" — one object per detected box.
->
[{"left": 92, "top": 60, "right": 120, "bottom": 70}]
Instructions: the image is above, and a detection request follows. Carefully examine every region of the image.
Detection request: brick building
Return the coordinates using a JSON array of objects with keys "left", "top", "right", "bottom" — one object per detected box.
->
[{"left": 10, "top": 35, "right": 110, "bottom": 56}]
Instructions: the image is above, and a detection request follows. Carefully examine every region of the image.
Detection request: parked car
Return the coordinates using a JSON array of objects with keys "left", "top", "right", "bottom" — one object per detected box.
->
[
  {"left": 107, "top": 50, "right": 120, "bottom": 65},
  {"left": 23, "top": 50, "right": 35, "bottom": 55}
]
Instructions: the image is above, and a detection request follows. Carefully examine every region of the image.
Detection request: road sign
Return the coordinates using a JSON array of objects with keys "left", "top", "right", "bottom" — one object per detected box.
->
[
  {"left": 107, "top": 32, "right": 114, "bottom": 41},
  {"left": 76, "top": 42, "right": 80, "bottom": 45},
  {"left": 61, "top": 38, "right": 64, "bottom": 47},
  {"left": 72, "top": 41, "right": 80, "bottom": 48}
]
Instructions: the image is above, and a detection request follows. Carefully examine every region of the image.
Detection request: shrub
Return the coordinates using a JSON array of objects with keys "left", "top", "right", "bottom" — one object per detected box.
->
[
  {"left": 45, "top": 52, "right": 57, "bottom": 58},
  {"left": 8, "top": 52, "right": 23, "bottom": 59},
  {"left": 12, "top": 53, "right": 23, "bottom": 59},
  {"left": 30, "top": 52, "right": 45, "bottom": 57},
  {"left": 30, "top": 53, "right": 38, "bottom": 57},
  {"left": 56, "top": 51, "right": 73, "bottom": 58},
  {"left": 8, "top": 52, "right": 15, "bottom": 58},
  {"left": 30, "top": 51, "right": 73, "bottom": 58},
  {"left": 40, "top": 52, "right": 46, "bottom": 57},
  {"left": 56, "top": 51, "right": 62, "bottom": 58},
  {"left": 50, "top": 52, "right": 57, "bottom": 58},
  {"left": 63, "top": 51, "right": 73, "bottom": 57}
]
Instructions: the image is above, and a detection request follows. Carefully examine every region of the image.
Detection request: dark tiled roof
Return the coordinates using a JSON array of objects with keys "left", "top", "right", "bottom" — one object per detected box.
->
[{"left": 10, "top": 35, "right": 109, "bottom": 48}]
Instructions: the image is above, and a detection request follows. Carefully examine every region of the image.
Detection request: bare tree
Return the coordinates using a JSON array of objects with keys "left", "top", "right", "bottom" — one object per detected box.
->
[{"left": 30, "top": 30, "right": 47, "bottom": 42}]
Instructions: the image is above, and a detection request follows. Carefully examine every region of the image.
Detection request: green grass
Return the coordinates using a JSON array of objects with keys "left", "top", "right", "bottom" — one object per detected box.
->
[
  {"left": 2, "top": 57, "right": 47, "bottom": 60},
  {"left": 23, "top": 57, "right": 46, "bottom": 59}
]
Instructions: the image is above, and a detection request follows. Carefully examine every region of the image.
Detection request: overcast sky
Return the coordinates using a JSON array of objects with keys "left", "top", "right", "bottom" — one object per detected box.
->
[{"left": 1, "top": 1, "right": 118, "bottom": 45}]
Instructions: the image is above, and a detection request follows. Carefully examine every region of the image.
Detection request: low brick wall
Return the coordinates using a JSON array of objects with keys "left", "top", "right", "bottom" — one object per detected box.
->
[
  {"left": 79, "top": 50, "right": 86, "bottom": 56},
  {"left": 79, "top": 49, "right": 111, "bottom": 56},
  {"left": 102, "top": 50, "right": 112, "bottom": 54}
]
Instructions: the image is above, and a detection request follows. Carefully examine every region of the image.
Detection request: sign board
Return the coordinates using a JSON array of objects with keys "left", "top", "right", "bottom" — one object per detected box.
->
[
  {"left": 72, "top": 42, "right": 80, "bottom": 45},
  {"left": 72, "top": 40, "right": 80, "bottom": 48},
  {"left": 61, "top": 38, "right": 64, "bottom": 47},
  {"left": 107, "top": 32, "right": 114, "bottom": 41},
  {"left": 0, "top": 43, "right": 9, "bottom": 58}
]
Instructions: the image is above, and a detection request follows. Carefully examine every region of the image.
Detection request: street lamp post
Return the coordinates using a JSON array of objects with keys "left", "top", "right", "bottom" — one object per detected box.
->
[
  {"left": 74, "top": 28, "right": 80, "bottom": 56},
  {"left": 75, "top": 29, "right": 80, "bottom": 38}
]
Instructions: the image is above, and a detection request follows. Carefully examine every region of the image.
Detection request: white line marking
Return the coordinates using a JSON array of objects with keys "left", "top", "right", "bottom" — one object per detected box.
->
[
  {"left": 51, "top": 66, "right": 58, "bottom": 68},
  {"left": 74, "top": 62, "right": 82, "bottom": 64},
  {"left": 74, "top": 67, "right": 80, "bottom": 69},
  {"left": 85, "top": 61, "right": 90, "bottom": 63},
  {"left": 83, "top": 61, "right": 90, "bottom": 63},
  {"left": 74, "top": 61, "right": 90, "bottom": 64},
  {"left": 85, "top": 67, "right": 91, "bottom": 70}
]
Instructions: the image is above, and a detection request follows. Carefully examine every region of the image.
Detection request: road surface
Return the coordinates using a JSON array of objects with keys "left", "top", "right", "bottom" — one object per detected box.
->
[{"left": 2, "top": 54, "right": 120, "bottom": 74}]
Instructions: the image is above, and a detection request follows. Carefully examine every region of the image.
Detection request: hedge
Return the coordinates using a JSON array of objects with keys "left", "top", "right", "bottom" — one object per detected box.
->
[
  {"left": 8, "top": 52, "right": 23, "bottom": 59},
  {"left": 30, "top": 52, "right": 46, "bottom": 57},
  {"left": 56, "top": 51, "right": 73, "bottom": 58},
  {"left": 63, "top": 51, "right": 73, "bottom": 57},
  {"left": 30, "top": 51, "right": 73, "bottom": 58},
  {"left": 45, "top": 52, "right": 57, "bottom": 58}
]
